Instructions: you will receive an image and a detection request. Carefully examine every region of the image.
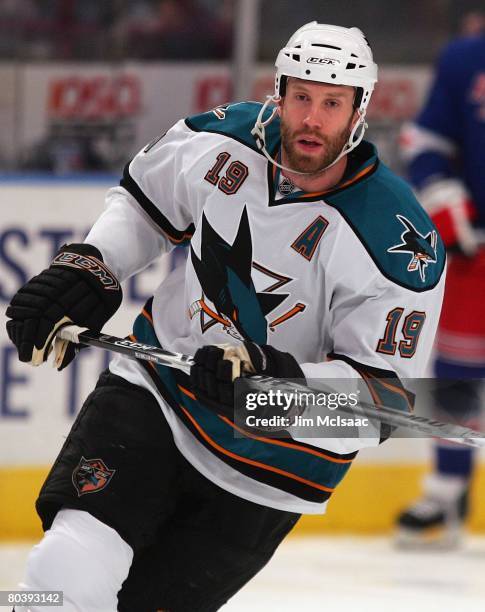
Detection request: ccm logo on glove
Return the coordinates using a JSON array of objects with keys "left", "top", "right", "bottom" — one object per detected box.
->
[
  {"left": 6, "top": 243, "right": 122, "bottom": 370},
  {"left": 52, "top": 252, "right": 120, "bottom": 290}
]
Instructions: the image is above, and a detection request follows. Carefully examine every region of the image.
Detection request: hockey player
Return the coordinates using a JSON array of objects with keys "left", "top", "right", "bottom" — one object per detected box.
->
[
  {"left": 396, "top": 31, "right": 485, "bottom": 547},
  {"left": 6, "top": 23, "right": 445, "bottom": 611}
]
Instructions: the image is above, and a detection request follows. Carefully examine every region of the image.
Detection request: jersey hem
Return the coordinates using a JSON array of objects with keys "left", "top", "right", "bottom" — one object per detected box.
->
[{"left": 108, "top": 355, "right": 331, "bottom": 515}]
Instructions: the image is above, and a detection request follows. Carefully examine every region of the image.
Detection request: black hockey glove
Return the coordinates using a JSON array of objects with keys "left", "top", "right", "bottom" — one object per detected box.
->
[
  {"left": 6, "top": 243, "right": 122, "bottom": 370},
  {"left": 189, "top": 342, "right": 305, "bottom": 420}
]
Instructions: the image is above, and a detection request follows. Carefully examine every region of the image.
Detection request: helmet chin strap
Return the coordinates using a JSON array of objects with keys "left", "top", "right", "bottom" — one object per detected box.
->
[{"left": 251, "top": 95, "right": 368, "bottom": 177}]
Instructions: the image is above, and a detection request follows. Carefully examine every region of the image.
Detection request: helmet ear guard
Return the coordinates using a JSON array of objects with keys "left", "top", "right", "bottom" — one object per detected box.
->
[
  {"left": 353, "top": 87, "right": 364, "bottom": 110},
  {"left": 252, "top": 22, "right": 378, "bottom": 176}
]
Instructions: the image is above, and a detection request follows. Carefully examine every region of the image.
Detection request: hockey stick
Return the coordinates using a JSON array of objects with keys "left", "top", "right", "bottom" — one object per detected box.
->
[{"left": 57, "top": 325, "right": 485, "bottom": 449}]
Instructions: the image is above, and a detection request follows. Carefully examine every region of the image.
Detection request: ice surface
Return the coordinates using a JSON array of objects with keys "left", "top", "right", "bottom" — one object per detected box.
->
[{"left": 2, "top": 536, "right": 485, "bottom": 611}]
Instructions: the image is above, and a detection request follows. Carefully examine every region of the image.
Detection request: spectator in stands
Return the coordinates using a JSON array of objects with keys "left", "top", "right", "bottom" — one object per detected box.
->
[{"left": 121, "top": 0, "right": 232, "bottom": 60}]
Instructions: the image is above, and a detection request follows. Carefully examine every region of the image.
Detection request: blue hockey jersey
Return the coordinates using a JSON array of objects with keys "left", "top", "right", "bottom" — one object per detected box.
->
[{"left": 403, "top": 35, "right": 485, "bottom": 227}]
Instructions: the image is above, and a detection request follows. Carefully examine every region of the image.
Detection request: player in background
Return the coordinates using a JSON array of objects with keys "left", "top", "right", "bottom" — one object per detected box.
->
[
  {"left": 396, "top": 16, "right": 485, "bottom": 548},
  {"left": 6, "top": 23, "right": 445, "bottom": 611}
]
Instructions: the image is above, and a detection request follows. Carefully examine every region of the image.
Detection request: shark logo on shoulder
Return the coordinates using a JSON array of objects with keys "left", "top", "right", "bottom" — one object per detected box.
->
[{"left": 388, "top": 215, "right": 437, "bottom": 282}]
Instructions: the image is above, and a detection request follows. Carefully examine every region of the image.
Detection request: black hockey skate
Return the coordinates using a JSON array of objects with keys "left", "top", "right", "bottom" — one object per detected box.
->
[{"left": 395, "top": 474, "right": 470, "bottom": 548}]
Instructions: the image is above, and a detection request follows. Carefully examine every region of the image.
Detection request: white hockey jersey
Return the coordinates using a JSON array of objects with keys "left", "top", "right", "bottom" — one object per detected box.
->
[{"left": 86, "top": 102, "right": 446, "bottom": 514}]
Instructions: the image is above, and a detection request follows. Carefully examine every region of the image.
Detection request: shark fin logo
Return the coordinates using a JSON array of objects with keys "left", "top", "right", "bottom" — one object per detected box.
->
[
  {"left": 190, "top": 207, "right": 304, "bottom": 343},
  {"left": 388, "top": 215, "right": 437, "bottom": 282}
]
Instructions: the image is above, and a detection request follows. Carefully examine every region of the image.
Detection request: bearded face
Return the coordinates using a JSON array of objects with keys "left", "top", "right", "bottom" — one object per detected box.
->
[
  {"left": 278, "top": 79, "right": 357, "bottom": 175},
  {"left": 280, "top": 116, "right": 354, "bottom": 174}
]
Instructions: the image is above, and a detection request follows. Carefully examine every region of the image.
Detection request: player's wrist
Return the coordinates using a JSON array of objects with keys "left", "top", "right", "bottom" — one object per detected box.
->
[{"left": 243, "top": 342, "right": 305, "bottom": 380}]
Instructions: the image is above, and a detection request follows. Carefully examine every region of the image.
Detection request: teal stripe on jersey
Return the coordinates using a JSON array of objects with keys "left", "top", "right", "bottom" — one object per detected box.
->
[
  {"left": 178, "top": 389, "right": 353, "bottom": 491},
  {"left": 132, "top": 310, "right": 354, "bottom": 493}
]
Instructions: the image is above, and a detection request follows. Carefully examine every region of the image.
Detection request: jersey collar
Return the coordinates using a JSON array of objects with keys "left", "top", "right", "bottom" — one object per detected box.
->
[{"left": 267, "top": 140, "right": 379, "bottom": 207}]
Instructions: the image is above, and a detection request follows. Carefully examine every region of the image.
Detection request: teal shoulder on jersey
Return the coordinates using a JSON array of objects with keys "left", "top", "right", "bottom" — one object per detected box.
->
[
  {"left": 185, "top": 101, "right": 281, "bottom": 153},
  {"left": 326, "top": 158, "right": 446, "bottom": 291}
]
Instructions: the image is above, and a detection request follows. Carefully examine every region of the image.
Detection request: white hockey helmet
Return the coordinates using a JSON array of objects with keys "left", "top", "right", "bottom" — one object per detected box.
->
[
  {"left": 275, "top": 22, "right": 378, "bottom": 113},
  {"left": 252, "top": 22, "right": 378, "bottom": 174}
]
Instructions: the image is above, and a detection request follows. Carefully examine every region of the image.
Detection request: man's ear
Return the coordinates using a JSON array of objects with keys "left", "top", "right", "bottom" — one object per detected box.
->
[
  {"left": 276, "top": 96, "right": 284, "bottom": 116},
  {"left": 350, "top": 108, "right": 360, "bottom": 128}
]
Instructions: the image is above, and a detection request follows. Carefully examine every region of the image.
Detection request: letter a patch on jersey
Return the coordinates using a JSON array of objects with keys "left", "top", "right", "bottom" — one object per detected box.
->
[{"left": 291, "top": 216, "right": 329, "bottom": 261}]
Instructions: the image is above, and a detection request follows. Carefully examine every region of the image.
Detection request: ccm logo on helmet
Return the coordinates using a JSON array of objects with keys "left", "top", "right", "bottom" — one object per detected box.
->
[{"left": 307, "top": 57, "right": 341, "bottom": 65}]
